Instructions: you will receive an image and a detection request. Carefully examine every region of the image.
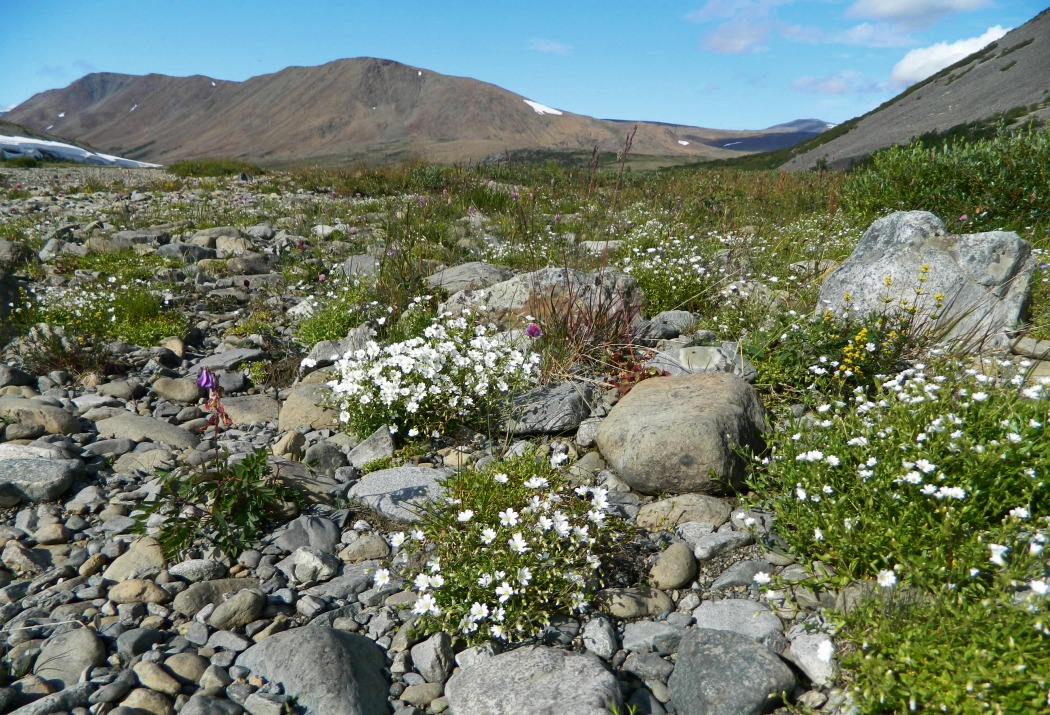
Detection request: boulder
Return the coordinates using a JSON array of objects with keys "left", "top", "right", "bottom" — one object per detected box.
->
[
  {"left": 0, "top": 458, "right": 82, "bottom": 507},
  {"left": 505, "top": 380, "right": 595, "bottom": 434},
  {"left": 34, "top": 627, "right": 107, "bottom": 690},
  {"left": 0, "top": 396, "right": 81, "bottom": 435},
  {"left": 442, "top": 266, "right": 643, "bottom": 332},
  {"left": 816, "top": 211, "right": 1034, "bottom": 350},
  {"left": 595, "top": 372, "right": 766, "bottom": 495},
  {"left": 94, "top": 412, "right": 198, "bottom": 449},
  {"left": 236, "top": 626, "right": 389, "bottom": 715},
  {"left": 445, "top": 645, "right": 621, "bottom": 715},
  {"left": 668, "top": 628, "right": 796, "bottom": 715},
  {"left": 278, "top": 384, "right": 337, "bottom": 432}
]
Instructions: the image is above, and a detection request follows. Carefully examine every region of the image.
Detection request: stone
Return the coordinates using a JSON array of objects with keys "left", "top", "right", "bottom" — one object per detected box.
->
[
  {"left": 426, "top": 261, "right": 514, "bottom": 293},
  {"left": 271, "top": 431, "right": 305, "bottom": 459},
  {"left": 269, "top": 515, "right": 342, "bottom": 554},
  {"left": 338, "top": 534, "right": 390, "bottom": 563},
  {"left": 0, "top": 363, "right": 34, "bottom": 388},
  {"left": 157, "top": 242, "right": 216, "bottom": 264},
  {"left": 303, "top": 441, "right": 347, "bottom": 474},
  {"left": 168, "top": 559, "right": 228, "bottom": 583},
  {"left": 0, "top": 458, "right": 82, "bottom": 507},
  {"left": 649, "top": 542, "right": 697, "bottom": 590},
  {"left": 346, "top": 466, "right": 453, "bottom": 523},
  {"left": 445, "top": 645, "right": 622, "bottom": 715},
  {"left": 595, "top": 587, "right": 674, "bottom": 619},
  {"left": 95, "top": 412, "right": 199, "bottom": 449},
  {"left": 116, "top": 628, "right": 167, "bottom": 661},
  {"left": 132, "top": 660, "right": 182, "bottom": 695},
  {"left": 3, "top": 539, "right": 50, "bottom": 574},
  {"left": 164, "top": 652, "right": 210, "bottom": 683},
  {"left": 109, "top": 578, "right": 171, "bottom": 604},
  {"left": 180, "top": 694, "right": 246, "bottom": 715},
  {"left": 192, "top": 348, "right": 268, "bottom": 374},
  {"left": 692, "top": 599, "right": 787, "bottom": 653},
  {"left": 0, "top": 396, "right": 81, "bottom": 434},
  {"left": 622, "top": 620, "right": 685, "bottom": 655},
  {"left": 172, "top": 578, "right": 260, "bottom": 617},
  {"left": 207, "top": 589, "right": 266, "bottom": 630},
  {"left": 347, "top": 425, "right": 395, "bottom": 469},
  {"left": 152, "top": 377, "right": 204, "bottom": 404},
  {"left": 411, "top": 632, "right": 454, "bottom": 684},
  {"left": 692, "top": 531, "right": 754, "bottom": 561},
  {"left": 816, "top": 211, "right": 1035, "bottom": 350},
  {"left": 103, "top": 537, "right": 167, "bottom": 581},
  {"left": 6, "top": 681, "right": 93, "bottom": 714},
  {"left": 623, "top": 652, "right": 675, "bottom": 682},
  {"left": 120, "top": 688, "right": 176, "bottom": 715},
  {"left": 636, "top": 493, "right": 733, "bottom": 531},
  {"left": 581, "top": 615, "right": 618, "bottom": 660},
  {"left": 222, "top": 395, "right": 280, "bottom": 425},
  {"left": 784, "top": 633, "right": 837, "bottom": 687},
  {"left": 303, "top": 324, "right": 372, "bottom": 371},
  {"left": 710, "top": 559, "right": 774, "bottom": 591},
  {"left": 402, "top": 682, "right": 445, "bottom": 708},
  {"left": 281, "top": 546, "right": 341, "bottom": 584},
  {"left": 595, "top": 373, "right": 766, "bottom": 495},
  {"left": 278, "top": 384, "right": 337, "bottom": 432},
  {"left": 645, "top": 343, "right": 757, "bottom": 383},
  {"left": 505, "top": 381, "right": 595, "bottom": 434},
  {"left": 235, "top": 626, "right": 389, "bottom": 715},
  {"left": 113, "top": 451, "right": 172, "bottom": 474},
  {"left": 668, "top": 628, "right": 796, "bottom": 715},
  {"left": 34, "top": 626, "right": 107, "bottom": 689}
]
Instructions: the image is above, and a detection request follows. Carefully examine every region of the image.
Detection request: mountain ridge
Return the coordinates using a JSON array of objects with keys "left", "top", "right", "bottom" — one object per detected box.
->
[{"left": 4, "top": 57, "right": 825, "bottom": 167}]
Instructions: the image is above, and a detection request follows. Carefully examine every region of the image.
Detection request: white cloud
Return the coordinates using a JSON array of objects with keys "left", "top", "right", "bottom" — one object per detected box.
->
[
  {"left": 780, "top": 20, "right": 915, "bottom": 47},
  {"left": 793, "top": 71, "right": 884, "bottom": 94},
  {"left": 848, "top": 0, "right": 990, "bottom": 24},
  {"left": 527, "top": 38, "right": 572, "bottom": 55},
  {"left": 890, "top": 25, "right": 1008, "bottom": 86},
  {"left": 702, "top": 18, "right": 771, "bottom": 53}
]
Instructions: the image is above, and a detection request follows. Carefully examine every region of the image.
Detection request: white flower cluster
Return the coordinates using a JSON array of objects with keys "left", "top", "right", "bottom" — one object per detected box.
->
[{"left": 328, "top": 309, "right": 540, "bottom": 436}]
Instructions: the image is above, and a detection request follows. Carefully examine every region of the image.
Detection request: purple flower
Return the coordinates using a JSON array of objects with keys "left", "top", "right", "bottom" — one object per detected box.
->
[
  {"left": 525, "top": 323, "right": 543, "bottom": 339},
  {"left": 197, "top": 367, "right": 216, "bottom": 390}
]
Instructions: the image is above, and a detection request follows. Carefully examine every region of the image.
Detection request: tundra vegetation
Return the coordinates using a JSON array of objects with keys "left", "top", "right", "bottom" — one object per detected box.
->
[{"left": 2, "top": 124, "right": 1048, "bottom": 713}]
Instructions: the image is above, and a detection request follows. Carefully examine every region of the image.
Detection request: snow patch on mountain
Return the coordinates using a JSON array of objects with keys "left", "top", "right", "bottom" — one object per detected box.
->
[
  {"left": 524, "top": 100, "right": 563, "bottom": 116},
  {"left": 0, "top": 134, "right": 160, "bottom": 167}
]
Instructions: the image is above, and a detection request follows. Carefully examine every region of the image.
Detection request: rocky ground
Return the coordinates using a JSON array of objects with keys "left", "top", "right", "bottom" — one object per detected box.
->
[{"left": 0, "top": 167, "right": 1045, "bottom": 715}]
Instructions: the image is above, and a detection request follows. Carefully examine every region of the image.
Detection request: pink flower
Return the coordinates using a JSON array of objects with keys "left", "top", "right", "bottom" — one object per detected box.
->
[
  {"left": 525, "top": 323, "right": 543, "bottom": 339},
  {"left": 197, "top": 367, "right": 216, "bottom": 390}
]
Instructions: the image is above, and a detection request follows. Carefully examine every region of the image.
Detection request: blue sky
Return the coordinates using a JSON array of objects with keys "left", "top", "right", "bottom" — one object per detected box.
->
[{"left": 1, "top": 0, "right": 1043, "bottom": 130}]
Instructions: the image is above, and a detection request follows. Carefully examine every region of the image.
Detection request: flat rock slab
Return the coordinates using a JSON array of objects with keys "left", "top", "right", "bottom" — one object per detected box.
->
[
  {"left": 426, "top": 261, "right": 515, "bottom": 294},
  {"left": 346, "top": 466, "right": 453, "bottom": 523},
  {"left": 445, "top": 645, "right": 622, "bottom": 715},
  {"left": 236, "top": 626, "right": 389, "bottom": 715},
  {"left": 0, "top": 458, "right": 82, "bottom": 507},
  {"left": 669, "top": 628, "right": 796, "bottom": 715},
  {"left": 595, "top": 372, "right": 766, "bottom": 495},
  {"left": 191, "top": 347, "right": 268, "bottom": 373},
  {"left": 34, "top": 627, "right": 107, "bottom": 690},
  {"left": 95, "top": 412, "right": 199, "bottom": 449},
  {"left": 221, "top": 395, "right": 280, "bottom": 425}
]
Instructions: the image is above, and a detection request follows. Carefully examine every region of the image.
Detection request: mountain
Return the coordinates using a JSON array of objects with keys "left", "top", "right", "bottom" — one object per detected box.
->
[
  {"left": 3, "top": 58, "right": 824, "bottom": 167},
  {"left": 782, "top": 8, "right": 1050, "bottom": 171}
]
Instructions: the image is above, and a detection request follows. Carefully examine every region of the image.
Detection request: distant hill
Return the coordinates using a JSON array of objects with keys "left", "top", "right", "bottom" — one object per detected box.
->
[
  {"left": 782, "top": 7, "right": 1050, "bottom": 171},
  {"left": 3, "top": 58, "right": 825, "bottom": 167}
]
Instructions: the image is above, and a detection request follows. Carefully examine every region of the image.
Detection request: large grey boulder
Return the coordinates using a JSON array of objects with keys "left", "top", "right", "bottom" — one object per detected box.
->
[
  {"left": 595, "top": 372, "right": 766, "bottom": 495},
  {"left": 442, "top": 266, "right": 644, "bottom": 331},
  {"left": 0, "top": 458, "right": 82, "bottom": 507},
  {"left": 236, "top": 626, "right": 389, "bottom": 715},
  {"left": 645, "top": 342, "right": 757, "bottom": 383},
  {"left": 346, "top": 466, "right": 453, "bottom": 523},
  {"left": 668, "top": 628, "right": 796, "bottom": 715},
  {"left": 816, "top": 211, "right": 1034, "bottom": 349},
  {"left": 445, "top": 645, "right": 621, "bottom": 715}
]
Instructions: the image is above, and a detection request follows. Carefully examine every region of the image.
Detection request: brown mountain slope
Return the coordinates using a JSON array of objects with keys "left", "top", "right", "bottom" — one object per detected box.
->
[
  {"left": 5, "top": 58, "right": 817, "bottom": 167},
  {"left": 782, "top": 8, "right": 1050, "bottom": 171}
]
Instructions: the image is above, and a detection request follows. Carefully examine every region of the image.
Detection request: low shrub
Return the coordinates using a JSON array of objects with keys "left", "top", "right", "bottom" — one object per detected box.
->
[{"left": 373, "top": 452, "right": 630, "bottom": 644}]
